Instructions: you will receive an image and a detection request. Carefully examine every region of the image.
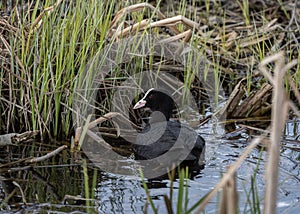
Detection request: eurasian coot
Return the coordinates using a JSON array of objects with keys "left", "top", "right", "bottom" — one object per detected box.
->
[{"left": 133, "top": 88, "right": 205, "bottom": 165}]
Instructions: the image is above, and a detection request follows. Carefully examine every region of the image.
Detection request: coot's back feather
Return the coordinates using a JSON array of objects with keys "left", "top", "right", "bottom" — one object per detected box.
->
[
  {"left": 133, "top": 89, "right": 205, "bottom": 165},
  {"left": 134, "top": 120, "right": 205, "bottom": 164}
]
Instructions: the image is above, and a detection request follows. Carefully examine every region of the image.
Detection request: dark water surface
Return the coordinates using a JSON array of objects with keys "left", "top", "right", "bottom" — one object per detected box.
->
[{"left": 0, "top": 121, "right": 299, "bottom": 213}]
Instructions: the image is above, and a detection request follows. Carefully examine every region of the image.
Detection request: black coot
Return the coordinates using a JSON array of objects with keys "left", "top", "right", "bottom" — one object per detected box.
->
[{"left": 133, "top": 88, "right": 205, "bottom": 165}]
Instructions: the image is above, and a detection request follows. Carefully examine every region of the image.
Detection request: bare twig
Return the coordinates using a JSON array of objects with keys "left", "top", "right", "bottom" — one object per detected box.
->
[
  {"left": 110, "top": 3, "right": 181, "bottom": 36},
  {"left": 114, "top": 15, "right": 199, "bottom": 40},
  {"left": 13, "top": 181, "right": 26, "bottom": 204},
  {"left": 75, "top": 112, "right": 141, "bottom": 145},
  {"left": 26, "top": 145, "right": 67, "bottom": 163}
]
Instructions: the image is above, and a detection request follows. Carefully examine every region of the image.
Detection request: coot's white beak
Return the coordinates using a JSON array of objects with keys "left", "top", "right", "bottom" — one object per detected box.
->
[
  {"left": 133, "top": 88, "right": 154, "bottom": 109},
  {"left": 133, "top": 99, "right": 146, "bottom": 109}
]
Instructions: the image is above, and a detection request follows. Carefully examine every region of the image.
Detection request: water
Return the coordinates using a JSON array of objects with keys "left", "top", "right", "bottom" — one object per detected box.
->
[
  {"left": 0, "top": 121, "right": 299, "bottom": 213},
  {"left": 94, "top": 121, "right": 300, "bottom": 213}
]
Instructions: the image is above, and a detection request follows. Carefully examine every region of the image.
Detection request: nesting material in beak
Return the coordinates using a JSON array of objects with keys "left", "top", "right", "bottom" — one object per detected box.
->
[{"left": 133, "top": 99, "right": 146, "bottom": 109}]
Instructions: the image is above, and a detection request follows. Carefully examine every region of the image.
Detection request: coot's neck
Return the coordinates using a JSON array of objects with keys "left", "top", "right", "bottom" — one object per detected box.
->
[{"left": 149, "top": 110, "right": 171, "bottom": 123}]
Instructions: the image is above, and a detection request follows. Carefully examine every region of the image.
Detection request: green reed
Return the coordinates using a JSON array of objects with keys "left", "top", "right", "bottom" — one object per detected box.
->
[{"left": 1, "top": 0, "right": 115, "bottom": 138}]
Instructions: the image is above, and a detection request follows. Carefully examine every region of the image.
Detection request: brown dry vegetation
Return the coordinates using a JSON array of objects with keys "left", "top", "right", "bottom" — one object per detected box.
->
[
  {"left": 0, "top": 1, "right": 300, "bottom": 213},
  {"left": 0, "top": 0, "right": 299, "bottom": 138}
]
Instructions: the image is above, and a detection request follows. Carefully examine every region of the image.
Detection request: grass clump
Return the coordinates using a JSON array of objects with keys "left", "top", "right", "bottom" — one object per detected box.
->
[
  {"left": 1, "top": 0, "right": 299, "bottom": 139},
  {"left": 0, "top": 0, "right": 115, "bottom": 138}
]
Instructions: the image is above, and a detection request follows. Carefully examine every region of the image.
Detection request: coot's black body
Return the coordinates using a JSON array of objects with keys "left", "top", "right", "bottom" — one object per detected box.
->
[{"left": 133, "top": 88, "right": 205, "bottom": 165}]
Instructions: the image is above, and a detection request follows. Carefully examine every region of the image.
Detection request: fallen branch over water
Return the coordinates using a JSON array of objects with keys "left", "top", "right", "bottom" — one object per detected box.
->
[
  {"left": 0, "top": 144, "right": 67, "bottom": 170},
  {"left": 25, "top": 145, "right": 68, "bottom": 164}
]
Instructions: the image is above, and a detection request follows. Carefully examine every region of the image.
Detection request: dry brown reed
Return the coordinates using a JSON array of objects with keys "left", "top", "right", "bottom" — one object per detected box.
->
[
  {"left": 0, "top": 0, "right": 299, "bottom": 209},
  {"left": 260, "top": 52, "right": 298, "bottom": 214}
]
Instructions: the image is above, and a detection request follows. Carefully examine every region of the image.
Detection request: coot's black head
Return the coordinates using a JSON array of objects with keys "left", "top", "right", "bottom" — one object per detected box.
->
[{"left": 133, "top": 88, "right": 175, "bottom": 121}]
